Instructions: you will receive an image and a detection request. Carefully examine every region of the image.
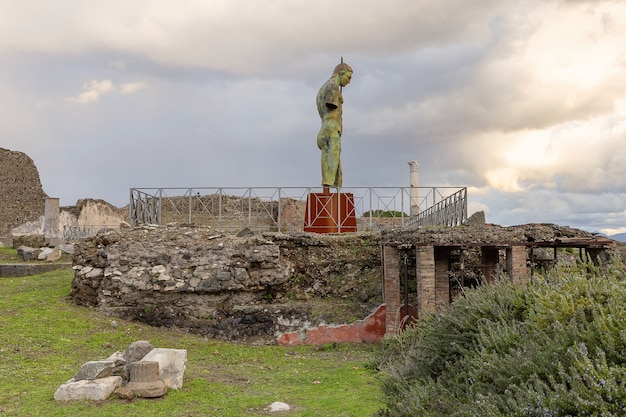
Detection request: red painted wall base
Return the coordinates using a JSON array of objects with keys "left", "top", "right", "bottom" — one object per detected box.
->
[
  {"left": 303, "top": 191, "right": 357, "bottom": 233},
  {"left": 277, "top": 304, "right": 387, "bottom": 345}
]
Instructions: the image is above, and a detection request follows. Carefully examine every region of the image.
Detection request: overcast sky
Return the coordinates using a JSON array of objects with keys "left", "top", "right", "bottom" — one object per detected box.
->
[{"left": 2, "top": 0, "right": 626, "bottom": 234}]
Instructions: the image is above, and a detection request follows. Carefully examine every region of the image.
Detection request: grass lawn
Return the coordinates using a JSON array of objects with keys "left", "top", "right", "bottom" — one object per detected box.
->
[{"left": 0, "top": 268, "right": 383, "bottom": 416}]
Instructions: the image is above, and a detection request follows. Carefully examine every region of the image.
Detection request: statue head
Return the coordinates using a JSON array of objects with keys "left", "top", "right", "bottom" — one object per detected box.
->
[{"left": 333, "top": 62, "right": 353, "bottom": 87}]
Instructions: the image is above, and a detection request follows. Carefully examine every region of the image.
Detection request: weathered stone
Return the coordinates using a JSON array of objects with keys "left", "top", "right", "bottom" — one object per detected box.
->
[
  {"left": 12, "top": 233, "right": 45, "bottom": 249},
  {"left": 124, "top": 340, "right": 154, "bottom": 381},
  {"left": 74, "top": 360, "right": 116, "bottom": 381},
  {"left": 125, "top": 340, "right": 154, "bottom": 363},
  {"left": 104, "top": 351, "right": 126, "bottom": 375},
  {"left": 17, "top": 245, "right": 38, "bottom": 261},
  {"left": 85, "top": 267, "right": 103, "bottom": 279},
  {"left": 142, "top": 348, "right": 187, "bottom": 389},
  {"left": 46, "top": 247, "right": 62, "bottom": 262},
  {"left": 267, "top": 402, "right": 290, "bottom": 412},
  {"left": 38, "top": 247, "right": 54, "bottom": 260},
  {"left": 125, "top": 361, "right": 168, "bottom": 398},
  {"left": 0, "top": 148, "right": 47, "bottom": 238},
  {"left": 58, "top": 243, "right": 75, "bottom": 254},
  {"left": 466, "top": 210, "right": 486, "bottom": 226},
  {"left": 54, "top": 376, "right": 122, "bottom": 401},
  {"left": 114, "top": 386, "right": 135, "bottom": 400}
]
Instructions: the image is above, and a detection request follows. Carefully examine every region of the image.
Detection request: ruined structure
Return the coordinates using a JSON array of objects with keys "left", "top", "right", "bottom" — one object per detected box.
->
[
  {"left": 381, "top": 223, "right": 616, "bottom": 336},
  {"left": 70, "top": 224, "right": 383, "bottom": 345},
  {"left": 0, "top": 148, "right": 48, "bottom": 239},
  {"left": 68, "top": 220, "right": 616, "bottom": 344}
]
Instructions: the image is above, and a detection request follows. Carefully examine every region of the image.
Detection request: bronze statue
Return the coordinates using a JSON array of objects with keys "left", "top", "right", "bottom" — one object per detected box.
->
[{"left": 316, "top": 61, "right": 353, "bottom": 189}]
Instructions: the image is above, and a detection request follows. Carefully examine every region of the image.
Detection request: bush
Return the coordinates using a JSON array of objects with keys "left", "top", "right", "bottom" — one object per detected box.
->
[
  {"left": 362, "top": 210, "right": 408, "bottom": 218},
  {"left": 376, "top": 260, "right": 626, "bottom": 416}
]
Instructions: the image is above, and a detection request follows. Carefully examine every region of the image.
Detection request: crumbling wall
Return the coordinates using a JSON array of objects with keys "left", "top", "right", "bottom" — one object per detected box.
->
[
  {"left": 0, "top": 148, "right": 48, "bottom": 238},
  {"left": 70, "top": 225, "right": 383, "bottom": 344}
]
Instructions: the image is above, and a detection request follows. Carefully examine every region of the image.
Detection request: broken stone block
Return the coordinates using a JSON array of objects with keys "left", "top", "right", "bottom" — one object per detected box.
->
[
  {"left": 38, "top": 247, "right": 54, "bottom": 260},
  {"left": 46, "top": 247, "right": 62, "bottom": 262},
  {"left": 104, "top": 351, "right": 126, "bottom": 376},
  {"left": 126, "top": 340, "right": 154, "bottom": 363},
  {"left": 16, "top": 245, "right": 38, "bottom": 261},
  {"left": 54, "top": 376, "right": 122, "bottom": 401},
  {"left": 74, "top": 360, "right": 116, "bottom": 381},
  {"left": 142, "top": 348, "right": 187, "bottom": 389},
  {"left": 125, "top": 361, "right": 168, "bottom": 398},
  {"left": 124, "top": 340, "right": 154, "bottom": 381},
  {"left": 115, "top": 386, "right": 135, "bottom": 400}
]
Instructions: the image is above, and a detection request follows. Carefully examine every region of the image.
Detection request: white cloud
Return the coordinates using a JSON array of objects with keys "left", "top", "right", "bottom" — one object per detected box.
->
[
  {"left": 66, "top": 79, "right": 114, "bottom": 104},
  {"left": 120, "top": 82, "right": 147, "bottom": 95}
]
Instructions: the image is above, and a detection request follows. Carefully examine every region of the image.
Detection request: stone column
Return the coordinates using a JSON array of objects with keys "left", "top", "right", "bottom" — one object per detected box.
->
[
  {"left": 382, "top": 245, "right": 401, "bottom": 335},
  {"left": 408, "top": 161, "right": 420, "bottom": 217},
  {"left": 43, "top": 197, "right": 61, "bottom": 246},
  {"left": 416, "top": 245, "right": 435, "bottom": 316}
]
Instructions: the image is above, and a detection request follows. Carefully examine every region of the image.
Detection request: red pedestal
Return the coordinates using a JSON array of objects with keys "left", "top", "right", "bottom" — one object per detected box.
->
[{"left": 304, "top": 191, "right": 357, "bottom": 233}]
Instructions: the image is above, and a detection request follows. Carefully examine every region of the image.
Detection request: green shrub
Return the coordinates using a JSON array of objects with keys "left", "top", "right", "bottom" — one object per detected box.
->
[
  {"left": 362, "top": 210, "right": 408, "bottom": 218},
  {"left": 376, "top": 260, "right": 626, "bottom": 416}
]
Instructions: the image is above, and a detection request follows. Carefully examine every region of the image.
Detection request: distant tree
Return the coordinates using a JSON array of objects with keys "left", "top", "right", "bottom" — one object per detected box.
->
[{"left": 362, "top": 210, "right": 408, "bottom": 218}]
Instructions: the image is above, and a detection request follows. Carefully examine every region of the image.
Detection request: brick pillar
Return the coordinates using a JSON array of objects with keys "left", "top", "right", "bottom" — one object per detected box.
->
[
  {"left": 506, "top": 245, "right": 527, "bottom": 283},
  {"left": 481, "top": 246, "right": 499, "bottom": 284},
  {"left": 382, "top": 245, "right": 401, "bottom": 335},
  {"left": 416, "top": 245, "right": 435, "bottom": 316},
  {"left": 434, "top": 247, "right": 450, "bottom": 309}
]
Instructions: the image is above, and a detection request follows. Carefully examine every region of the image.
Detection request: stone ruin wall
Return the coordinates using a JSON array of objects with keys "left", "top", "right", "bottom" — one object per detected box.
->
[
  {"left": 70, "top": 225, "right": 383, "bottom": 344},
  {"left": 0, "top": 148, "right": 48, "bottom": 239},
  {"left": 67, "top": 221, "right": 625, "bottom": 345},
  {"left": 0, "top": 148, "right": 128, "bottom": 245}
]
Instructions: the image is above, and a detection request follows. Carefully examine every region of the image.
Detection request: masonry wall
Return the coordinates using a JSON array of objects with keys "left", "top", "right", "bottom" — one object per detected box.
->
[
  {"left": 69, "top": 225, "right": 384, "bottom": 344},
  {"left": 0, "top": 148, "right": 48, "bottom": 238}
]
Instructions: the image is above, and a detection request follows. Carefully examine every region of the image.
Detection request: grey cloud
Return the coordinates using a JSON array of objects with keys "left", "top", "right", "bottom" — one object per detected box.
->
[{"left": 2, "top": 0, "right": 626, "bottom": 234}]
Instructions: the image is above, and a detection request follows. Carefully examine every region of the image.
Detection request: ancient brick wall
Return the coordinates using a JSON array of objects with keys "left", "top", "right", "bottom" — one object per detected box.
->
[{"left": 0, "top": 148, "right": 48, "bottom": 238}]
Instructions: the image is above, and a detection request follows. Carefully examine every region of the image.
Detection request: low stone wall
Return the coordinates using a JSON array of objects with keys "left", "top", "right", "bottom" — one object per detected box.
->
[
  {"left": 0, "top": 263, "right": 72, "bottom": 278},
  {"left": 70, "top": 224, "right": 383, "bottom": 344}
]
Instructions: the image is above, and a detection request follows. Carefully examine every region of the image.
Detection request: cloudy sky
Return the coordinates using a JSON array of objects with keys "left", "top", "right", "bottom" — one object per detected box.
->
[{"left": 2, "top": 0, "right": 626, "bottom": 234}]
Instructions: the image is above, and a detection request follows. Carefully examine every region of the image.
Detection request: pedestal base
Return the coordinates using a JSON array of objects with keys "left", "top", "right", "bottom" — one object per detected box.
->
[{"left": 304, "top": 191, "right": 357, "bottom": 233}]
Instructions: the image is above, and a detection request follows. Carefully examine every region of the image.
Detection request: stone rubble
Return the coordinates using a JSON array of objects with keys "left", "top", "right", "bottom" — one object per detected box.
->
[
  {"left": 15, "top": 244, "right": 74, "bottom": 262},
  {"left": 54, "top": 340, "right": 186, "bottom": 402}
]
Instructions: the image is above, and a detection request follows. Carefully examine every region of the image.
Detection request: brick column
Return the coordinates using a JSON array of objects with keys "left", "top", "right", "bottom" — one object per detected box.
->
[
  {"left": 506, "top": 245, "right": 527, "bottom": 283},
  {"left": 416, "top": 245, "right": 435, "bottom": 316},
  {"left": 434, "top": 247, "right": 450, "bottom": 309},
  {"left": 382, "top": 245, "right": 401, "bottom": 335},
  {"left": 481, "top": 246, "right": 499, "bottom": 284}
]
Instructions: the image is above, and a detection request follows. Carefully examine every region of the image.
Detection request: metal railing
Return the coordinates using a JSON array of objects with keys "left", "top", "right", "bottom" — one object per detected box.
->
[
  {"left": 405, "top": 187, "right": 468, "bottom": 227},
  {"left": 129, "top": 186, "right": 467, "bottom": 232},
  {"left": 63, "top": 225, "right": 120, "bottom": 241}
]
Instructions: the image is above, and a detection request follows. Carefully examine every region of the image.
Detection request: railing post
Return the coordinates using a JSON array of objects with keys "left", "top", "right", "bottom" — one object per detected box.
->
[
  {"left": 277, "top": 187, "right": 282, "bottom": 232},
  {"left": 247, "top": 188, "right": 252, "bottom": 228},
  {"left": 129, "top": 189, "right": 135, "bottom": 227},
  {"left": 157, "top": 189, "right": 163, "bottom": 225},
  {"left": 188, "top": 188, "right": 192, "bottom": 224},
  {"left": 337, "top": 187, "right": 342, "bottom": 233},
  {"left": 218, "top": 188, "right": 223, "bottom": 229}
]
